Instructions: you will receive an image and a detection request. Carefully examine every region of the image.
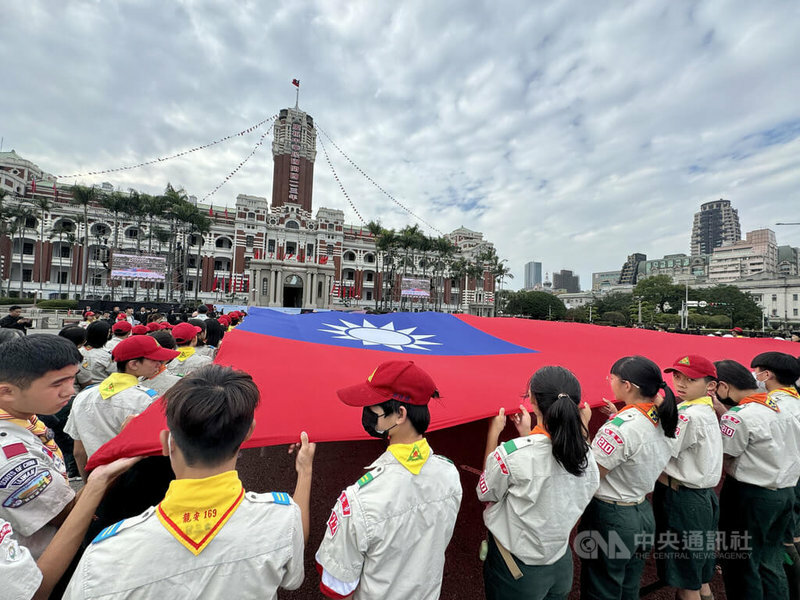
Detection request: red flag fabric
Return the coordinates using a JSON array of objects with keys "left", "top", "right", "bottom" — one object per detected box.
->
[
  {"left": 85, "top": 311, "right": 792, "bottom": 470},
  {"left": 292, "top": 79, "right": 300, "bottom": 87},
  {"left": 224, "top": 207, "right": 229, "bottom": 219},
  {"left": 209, "top": 205, "right": 213, "bottom": 216},
  {"left": 31, "top": 179, "right": 36, "bottom": 193},
  {"left": 319, "top": 256, "right": 328, "bottom": 265},
  {"left": 53, "top": 181, "right": 58, "bottom": 199}
]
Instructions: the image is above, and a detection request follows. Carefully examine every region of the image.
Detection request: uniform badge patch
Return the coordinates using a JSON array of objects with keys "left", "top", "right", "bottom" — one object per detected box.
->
[
  {"left": 602, "top": 428, "right": 624, "bottom": 445},
  {"left": 478, "top": 473, "right": 489, "bottom": 494},
  {"left": 338, "top": 491, "right": 351, "bottom": 517},
  {"left": 0, "top": 522, "right": 12, "bottom": 545},
  {"left": 271, "top": 492, "right": 291, "bottom": 505},
  {"left": 2, "top": 470, "right": 52, "bottom": 508},
  {"left": 720, "top": 424, "right": 735, "bottom": 438},
  {"left": 678, "top": 356, "right": 691, "bottom": 366},
  {"left": 1, "top": 443, "right": 27, "bottom": 460},
  {"left": 357, "top": 472, "right": 374, "bottom": 487},
  {"left": 492, "top": 451, "right": 509, "bottom": 475},
  {"left": 0, "top": 459, "right": 37, "bottom": 489},
  {"left": 596, "top": 436, "right": 616, "bottom": 456},
  {"left": 327, "top": 510, "right": 339, "bottom": 536}
]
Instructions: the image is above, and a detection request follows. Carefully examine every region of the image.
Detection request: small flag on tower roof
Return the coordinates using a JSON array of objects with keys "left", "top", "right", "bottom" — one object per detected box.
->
[{"left": 292, "top": 79, "right": 300, "bottom": 87}]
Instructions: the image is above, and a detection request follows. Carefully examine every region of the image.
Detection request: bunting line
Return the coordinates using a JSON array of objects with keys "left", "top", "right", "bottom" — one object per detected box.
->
[
  {"left": 53, "top": 116, "right": 276, "bottom": 180},
  {"left": 316, "top": 123, "right": 444, "bottom": 235},
  {"left": 200, "top": 127, "right": 272, "bottom": 203},
  {"left": 318, "top": 135, "right": 366, "bottom": 226}
]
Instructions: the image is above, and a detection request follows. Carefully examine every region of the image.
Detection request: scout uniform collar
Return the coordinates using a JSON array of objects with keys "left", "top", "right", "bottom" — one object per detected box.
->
[
  {"left": 739, "top": 392, "right": 779, "bottom": 412},
  {"left": 770, "top": 387, "right": 800, "bottom": 400},
  {"left": 530, "top": 424, "right": 551, "bottom": 438},
  {"left": 679, "top": 396, "right": 714, "bottom": 409},
  {"left": 0, "top": 409, "right": 65, "bottom": 477},
  {"left": 618, "top": 402, "right": 659, "bottom": 426},
  {"left": 387, "top": 438, "right": 431, "bottom": 475},
  {"left": 147, "top": 364, "right": 168, "bottom": 380},
  {"left": 176, "top": 346, "right": 196, "bottom": 362},
  {"left": 156, "top": 470, "right": 245, "bottom": 555},
  {"left": 98, "top": 373, "right": 139, "bottom": 400}
]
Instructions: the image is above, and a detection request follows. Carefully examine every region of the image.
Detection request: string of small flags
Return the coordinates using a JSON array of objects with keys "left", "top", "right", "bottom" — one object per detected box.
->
[
  {"left": 54, "top": 116, "right": 276, "bottom": 180},
  {"left": 315, "top": 123, "right": 443, "bottom": 235},
  {"left": 200, "top": 126, "right": 272, "bottom": 203},
  {"left": 318, "top": 134, "right": 366, "bottom": 225}
]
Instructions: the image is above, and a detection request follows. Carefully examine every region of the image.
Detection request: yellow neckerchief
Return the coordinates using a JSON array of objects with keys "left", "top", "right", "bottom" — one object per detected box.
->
[
  {"left": 530, "top": 424, "right": 551, "bottom": 438},
  {"left": 770, "top": 387, "right": 800, "bottom": 400},
  {"left": 176, "top": 346, "right": 196, "bottom": 362},
  {"left": 98, "top": 373, "right": 139, "bottom": 400},
  {"left": 157, "top": 471, "right": 245, "bottom": 556},
  {"left": 387, "top": 438, "right": 431, "bottom": 475},
  {"left": 619, "top": 402, "right": 659, "bottom": 426},
  {"left": 679, "top": 396, "right": 714, "bottom": 409},
  {"left": 739, "top": 392, "right": 779, "bottom": 412},
  {"left": 0, "top": 409, "right": 65, "bottom": 477}
]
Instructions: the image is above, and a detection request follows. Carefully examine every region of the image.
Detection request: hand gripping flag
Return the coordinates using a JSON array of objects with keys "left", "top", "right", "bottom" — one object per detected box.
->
[{"left": 86, "top": 310, "right": 792, "bottom": 469}]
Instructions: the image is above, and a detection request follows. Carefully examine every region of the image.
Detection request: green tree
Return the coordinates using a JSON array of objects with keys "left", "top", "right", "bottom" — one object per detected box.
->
[
  {"left": 633, "top": 275, "right": 683, "bottom": 314},
  {"left": 504, "top": 291, "right": 566, "bottom": 320},
  {"left": 190, "top": 213, "right": 212, "bottom": 303},
  {"left": 694, "top": 285, "right": 762, "bottom": 329},
  {"left": 70, "top": 185, "right": 100, "bottom": 299},
  {"left": 28, "top": 195, "right": 53, "bottom": 296},
  {"left": 591, "top": 292, "right": 633, "bottom": 324}
]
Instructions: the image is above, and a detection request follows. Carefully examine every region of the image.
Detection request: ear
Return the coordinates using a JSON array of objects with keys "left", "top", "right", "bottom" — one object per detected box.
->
[
  {"left": 159, "top": 429, "right": 170, "bottom": 457},
  {"left": 0, "top": 383, "right": 18, "bottom": 408},
  {"left": 243, "top": 419, "right": 256, "bottom": 443},
  {"left": 395, "top": 405, "right": 408, "bottom": 425},
  {"left": 706, "top": 380, "right": 718, "bottom": 395}
]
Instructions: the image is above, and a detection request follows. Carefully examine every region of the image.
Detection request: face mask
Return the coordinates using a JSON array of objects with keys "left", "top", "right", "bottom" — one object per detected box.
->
[
  {"left": 717, "top": 394, "right": 737, "bottom": 407},
  {"left": 752, "top": 371, "right": 768, "bottom": 392},
  {"left": 361, "top": 407, "right": 396, "bottom": 440}
]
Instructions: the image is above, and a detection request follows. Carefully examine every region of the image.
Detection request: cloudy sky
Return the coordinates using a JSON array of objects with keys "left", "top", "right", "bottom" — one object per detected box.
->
[{"left": 2, "top": 0, "right": 799, "bottom": 289}]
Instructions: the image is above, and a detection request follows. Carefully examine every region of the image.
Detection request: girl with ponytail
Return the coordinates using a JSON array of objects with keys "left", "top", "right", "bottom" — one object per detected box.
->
[
  {"left": 578, "top": 355, "right": 677, "bottom": 600},
  {"left": 477, "top": 366, "right": 600, "bottom": 599}
]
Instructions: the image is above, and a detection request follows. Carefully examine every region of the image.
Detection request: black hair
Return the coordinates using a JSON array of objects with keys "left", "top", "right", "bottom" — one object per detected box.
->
[
  {"left": 149, "top": 330, "right": 177, "bottom": 350},
  {"left": 0, "top": 329, "right": 24, "bottom": 346},
  {"left": 610, "top": 355, "right": 678, "bottom": 438},
  {"left": 204, "top": 319, "right": 225, "bottom": 348},
  {"left": 750, "top": 352, "right": 800, "bottom": 386},
  {"left": 188, "top": 319, "right": 207, "bottom": 347},
  {"left": 197, "top": 305, "right": 208, "bottom": 314},
  {"left": 529, "top": 366, "right": 589, "bottom": 476},
  {"left": 147, "top": 312, "right": 164, "bottom": 324},
  {"left": 0, "top": 335, "right": 82, "bottom": 389},
  {"left": 165, "top": 364, "right": 260, "bottom": 466},
  {"left": 8, "top": 305, "right": 21, "bottom": 312},
  {"left": 58, "top": 326, "right": 87, "bottom": 347},
  {"left": 85, "top": 321, "right": 111, "bottom": 349},
  {"left": 714, "top": 360, "right": 758, "bottom": 392},
  {"left": 377, "top": 399, "right": 430, "bottom": 435}
]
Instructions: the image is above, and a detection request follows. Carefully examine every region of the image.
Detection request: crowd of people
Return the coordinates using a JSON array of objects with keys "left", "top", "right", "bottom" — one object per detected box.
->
[{"left": 0, "top": 303, "right": 799, "bottom": 599}]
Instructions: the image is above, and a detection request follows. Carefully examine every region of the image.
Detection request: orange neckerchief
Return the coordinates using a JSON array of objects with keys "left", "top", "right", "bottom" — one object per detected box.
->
[
  {"left": 0, "top": 410, "right": 66, "bottom": 479},
  {"left": 619, "top": 402, "right": 659, "bottom": 426},
  {"left": 739, "top": 392, "right": 780, "bottom": 412},
  {"left": 146, "top": 364, "right": 168, "bottom": 380},
  {"left": 156, "top": 471, "right": 245, "bottom": 556},
  {"left": 530, "top": 424, "right": 551, "bottom": 438}
]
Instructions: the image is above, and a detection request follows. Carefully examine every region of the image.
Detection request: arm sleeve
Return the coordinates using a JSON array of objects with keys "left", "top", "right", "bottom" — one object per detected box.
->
[
  {"left": 0, "top": 519, "right": 43, "bottom": 600},
  {"left": 315, "top": 487, "right": 367, "bottom": 590},
  {"left": 279, "top": 502, "right": 305, "bottom": 591},
  {"left": 720, "top": 412, "right": 749, "bottom": 457},
  {"left": 64, "top": 410, "right": 80, "bottom": 441},
  {"left": 592, "top": 424, "right": 629, "bottom": 471},
  {"left": 476, "top": 446, "right": 511, "bottom": 503},
  {"left": 671, "top": 413, "right": 697, "bottom": 458}
]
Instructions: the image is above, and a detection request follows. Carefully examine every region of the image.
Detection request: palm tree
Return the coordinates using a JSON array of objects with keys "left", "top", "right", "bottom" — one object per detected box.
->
[
  {"left": 70, "top": 185, "right": 99, "bottom": 299},
  {"left": 162, "top": 184, "right": 189, "bottom": 302},
  {"left": 171, "top": 199, "right": 198, "bottom": 304},
  {"left": 28, "top": 196, "right": 53, "bottom": 297},
  {"left": 11, "top": 205, "right": 34, "bottom": 297},
  {"left": 4, "top": 211, "right": 22, "bottom": 297},
  {"left": 64, "top": 231, "right": 77, "bottom": 300},
  {"left": 140, "top": 193, "right": 170, "bottom": 301},
  {"left": 191, "top": 213, "right": 212, "bottom": 304},
  {"left": 49, "top": 221, "right": 72, "bottom": 298},
  {"left": 99, "top": 190, "right": 127, "bottom": 251}
]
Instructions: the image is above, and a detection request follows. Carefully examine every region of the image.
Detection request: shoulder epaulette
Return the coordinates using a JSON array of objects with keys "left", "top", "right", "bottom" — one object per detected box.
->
[
  {"left": 502, "top": 440, "right": 518, "bottom": 454},
  {"left": 728, "top": 406, "right": 745, "bottom": 412},
  {"left": 433, "top": 454, "right": 454, "bottom": 464},
  {"left": 356, "top": 465, "right": 384, "bottom": 488},
  {"left": 91, "top": 507, "right": 155, "bottom": 545}
]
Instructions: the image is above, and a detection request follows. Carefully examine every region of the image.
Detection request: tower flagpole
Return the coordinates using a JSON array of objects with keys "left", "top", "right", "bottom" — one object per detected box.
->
[{"left": 292, "top": 78, "right": 300, "bottom": 108}]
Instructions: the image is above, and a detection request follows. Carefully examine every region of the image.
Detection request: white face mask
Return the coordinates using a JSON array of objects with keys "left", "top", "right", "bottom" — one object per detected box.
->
[{"left": 752, "top": 371, "right": 768, "bottom": 392}]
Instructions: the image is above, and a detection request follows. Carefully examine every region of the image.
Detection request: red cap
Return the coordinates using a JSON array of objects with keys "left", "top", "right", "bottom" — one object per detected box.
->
[
  {"left": 146, "top": 322, "right": 160, "bottom": 332},
  {"left": 112, "top": 321, "right": 132, "bottom": 333},
  {"left": 731, "top": 327, "right": 743, "bottom": 333},
  {"left": 131, "top": 325, "right": 148, "bottom": 335},
  {"left": 218, "top": 315, "right": 231, "bottom": 325},
  {"left": 112, "top": 336, "right": 180, "bottom": 362},
  {"left": 664, "top": 355, "right": 717, "bottom": 379},
  {"left": 173, "top": 322, "right": 202, "bottom": 343},
  {"left": 159, "top": 322, "right": 172, "bottom": 330},
  {"left": 116, "top": 313, "right": 127, "bottom": 321},
  {"left": 336, "top": 361, "right": 438, "bottom": 407},
  {"left": 85, "top": 311, "right": 95, "bottom": 317}
]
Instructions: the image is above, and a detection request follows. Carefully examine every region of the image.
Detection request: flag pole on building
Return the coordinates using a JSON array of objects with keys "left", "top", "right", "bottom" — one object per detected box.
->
[{"left": 292, "top": 78, "right": 300, "bottom": 108}]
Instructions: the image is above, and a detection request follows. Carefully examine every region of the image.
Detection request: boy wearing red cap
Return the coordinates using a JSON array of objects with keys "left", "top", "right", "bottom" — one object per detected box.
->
[
  {"left": 655, "top": 355, "right": 723, "bottom": 600},
  {"left": 106, "top": 321, "right": 132, "bottom": 353},
  {"left": 166, "top": 323, "right": 213, "bottom": 377},
  {"left": 65, "top": 336, "right": 179, "bottom": 478},
  {"left": 315, "top": 360, "right": 462, "bottom": 600}
]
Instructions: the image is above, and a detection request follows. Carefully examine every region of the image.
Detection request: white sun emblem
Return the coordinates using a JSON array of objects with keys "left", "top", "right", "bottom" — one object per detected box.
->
[{"left": 318, "top": 318, "right": 442, "bottom": 351}]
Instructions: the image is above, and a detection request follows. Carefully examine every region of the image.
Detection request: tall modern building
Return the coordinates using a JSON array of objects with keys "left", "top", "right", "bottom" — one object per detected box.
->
[
  {"left": 524, "top": 261, "right": 542, "bottom": 289},
  {"left": 618, "top": 253, "right": 646, "bottom": 285},
  {"left": 553, "top": 269, "right": 580, "bottom": 293},
  {"left": 691, "top": 199, "right": 741, "bottom": 256}
]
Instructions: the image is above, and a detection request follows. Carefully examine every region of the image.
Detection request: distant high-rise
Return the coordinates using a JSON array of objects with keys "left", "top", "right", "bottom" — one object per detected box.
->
[
  {"left": 618, "top": 253, "right": 646, "bottom": 285},
  {"left": 691, "top": 199, "right": 741, "bottom": 256},
  {"left": 524, "top": 261, "right": 542, "bottom": 289},
  {"left": 271, "top": 107, "right": 317, "bottom": 213},
  {"left": 553, "top": 269, "right": 580, "bottom": 293}
]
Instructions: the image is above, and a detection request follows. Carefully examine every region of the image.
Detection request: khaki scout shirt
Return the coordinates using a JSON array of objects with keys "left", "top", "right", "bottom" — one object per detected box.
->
[
  {"left": 0, "top": 422, "right": 75, "bottom": 559},
  {"left": 315, "top": 448, "right": 462, "bottom": 600},
  {"left": 664, "top": 398, "right": 723, "bottom": 489},
  {"left": 63, "top": 491, "right": 304, "bottom": 599},
  {"left": 64, "top": 379, "right": 159, "bottom": 459},
  {"left": 166, "top": 350, "right": 212, "bottom": 377},
  {"left": 592, "top": 404, "right": 673, "bottom": 503},
  {"left": 478, "top": 432, "right": 600, "bottom": 565},
  {"left": 194, "top": 345, "right": 217, "bottom": 359},
  {"left": 140, "top": 370, "right": 182, "bottom": 397},
  {"left": 105, "top": 336, "right": 128, "bottom": 353},
  {"left": 721, "top": 393, "right": 800, "bottom": 489},
  {"left": 76, "top": 347, "right": 115, "bottom": 388},
  {"left": 0, "top": 517, "right": 42, "bottom": 599}
]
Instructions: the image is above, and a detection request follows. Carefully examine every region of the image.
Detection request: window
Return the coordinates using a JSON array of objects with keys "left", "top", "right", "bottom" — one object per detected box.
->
[
  {"left": 286, "top": 221, "right": 300, "bottom": 230},
  {"left": 124, "top": 228, "right": 139, "bottom": 239},
  {"left": 366, "top": 291, "right": 373, "bottom": 301},
  {"left": 344, "top": 251, "right": 356, "bottom": 261},
  {"left": 327, "top": 223, "right": 334, "bottom": 230},
  {"left": 364, "top": 254, "right": 375, "bottom": 263},
  {"left": 262, "top": 278, "right": 269, "bottom": 295},
  {"left": 22, "top": 269, "right": 32, "bottom": 282},
  {"left": 23, "top": 243, "right": 34, "bottom": 255},
  {"left": 25, "top": 217, "right": 37, "bottom": 229},
  {"left": 794, "top": 308, "right": 798, "bottom": 316},
  {"left": 188, "top": 257, "right": 197, "bottom": 268},
  {"left": 91, "top": 274, "right": 102, "bottom": 286},
  {"left": 794, "top": 294, "right": 798, "bottom": 302},
  {"left": 60, "top": 246, "right": 71, "bottom": 258},
  {"left": 344, "top": 269, "right": 355, "bottom": 281},
  {"left": 187, "top": 281, "right": 194, "bottom": 291},
  {"left": 58, "top": 272, "right": 69, "bottom": 284},
  {"left": 365, "top": 272, "right": 374, "bottom": 282},
  {"left": 248, "top": 212, "right": 255, "bottom": 221},
  {"left": 215, "top": 238, "right": 233, "bottom": 249},
  {"left": 317, "top": 281, "right": 323, "bottom": 298},
  {"left": 124, "top": 280, "right": 134, "bottom": 288},
  {"left": 772, "top": 294, "right": 778, "bottom": 301},
  {"left": 307, "top": 244, "right": 314, "bottom": 257},
  {"left": 268, "top": 239, "right": 276, "bottom": 253},
  {"left": 246, "top": 235, "right": 254, "bottom": 248}
]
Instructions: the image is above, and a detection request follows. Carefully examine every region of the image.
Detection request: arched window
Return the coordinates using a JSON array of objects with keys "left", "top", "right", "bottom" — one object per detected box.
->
[
  {"left": 286, "top": 220, "right": 300, "bottom": 230},
  {"left": 215, "top": 237, "right": 233, "bottom": 249},
  {"left": 343, "top": 251, "right": 356, "bottom": 261}
]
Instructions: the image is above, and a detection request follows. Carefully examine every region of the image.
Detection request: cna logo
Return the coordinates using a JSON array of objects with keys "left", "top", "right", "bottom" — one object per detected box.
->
[{"left": 574, "top": 530, "right": 632, "bottom": 560}]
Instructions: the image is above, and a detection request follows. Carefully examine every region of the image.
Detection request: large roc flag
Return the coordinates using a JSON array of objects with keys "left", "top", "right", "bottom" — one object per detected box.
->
[{"left": 87, "top": 308, "right": 791, "bottom": 469}]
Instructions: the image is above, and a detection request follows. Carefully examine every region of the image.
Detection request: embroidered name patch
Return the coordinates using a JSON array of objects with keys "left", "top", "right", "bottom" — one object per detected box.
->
[
  {"left": 1, "top": 443, "right": 27, "bottom": 460},
  {"left": 596, "top": 436, "right": 616, "bottom": 456},
  {"left": 720, "top": 424, "right": 735, "bottom": 438},
  {"left": 492, "top": 451, "right": 509, "bottom": 475},
  {"left": 602, "top": 429, "right": 624, "bottom": 445},
  {"left": 478, "top": 473, "right": 489, "bottom": 495},
  {"left": 327, "top": 510, "right": 339, "bottom": 537},
  {"left": 338, "top": 491, "right": 351, "bottom": 517},
  {"left": 0, "top": 460, "right": 37, "bottom": 489}
]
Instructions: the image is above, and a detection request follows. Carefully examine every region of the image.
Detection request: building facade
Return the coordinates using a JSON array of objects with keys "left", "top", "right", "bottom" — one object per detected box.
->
[
  {"left": 552, "top": 269, "right": 580, "bottom": 294},
  {"left": 523, "top": 261, "right": 542, "bottom": 289},
  {"left": 618, "top": 253, "right": 646, "bottom": 285},
  {"left": 690, "top": 199, "right": 741, "bottom": 256},
  {"left": 707, "top": 229, "right": 778, "bottom": 284}
]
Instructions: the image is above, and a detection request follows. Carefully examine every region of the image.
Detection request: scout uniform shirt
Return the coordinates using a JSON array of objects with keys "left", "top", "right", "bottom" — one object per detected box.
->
[
  {"left": 592, "top": 403, "right": 673, "bottom": 503},
  {"left": 64, "top": 374, "right": 159, "bottom": 459},
  {"left": 75, "top": 346, "right": 115, "bottom": 388},
  {"left": 478, "top": 426, "right": 600, "bottom": 565},
  {"left": 316, "top": 439, "right": 462, "bottom": 600},
  {"left": 0, "top": 414, "right": 74, "bottom": 559},
  {"left": 720, "top": 390, "right": 800, "bottom": 489},
  {"left": 105, "top": 336, "right": 127, "bottom": 353},
  {"left": 64, "top": 471, "right": 304, "bottom": 599},
  {"left": 664, "top": 396, "right": 723, "bottom": 488},
  {"left": 166, "top": 346, "right": 213, "bottom": 377},
  {"left": 0, "top": 517, "right": 43, "bottom": 599},
  {"left": 140, "top": 365, "right": 182, "bottom": 397}
]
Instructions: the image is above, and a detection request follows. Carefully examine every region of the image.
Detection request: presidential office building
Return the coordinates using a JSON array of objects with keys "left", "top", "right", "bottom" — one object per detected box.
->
[{"left": 0, "top": 106, "right": 497, "bottom": 314}]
